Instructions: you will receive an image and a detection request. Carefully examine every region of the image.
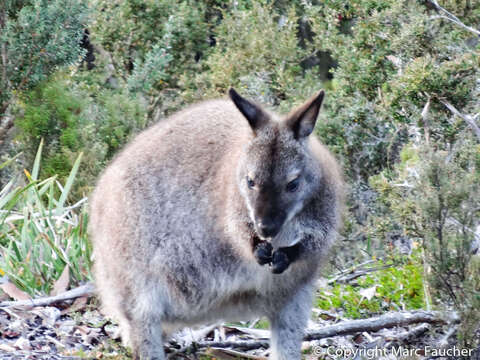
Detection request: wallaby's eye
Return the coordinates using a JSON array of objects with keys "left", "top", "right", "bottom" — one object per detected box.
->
[
  {"left": 247, "top": 177, "right": 255, "bottom": 189},
  {"left": 286, "top": 178, "right": 300, "bottom": 192}
]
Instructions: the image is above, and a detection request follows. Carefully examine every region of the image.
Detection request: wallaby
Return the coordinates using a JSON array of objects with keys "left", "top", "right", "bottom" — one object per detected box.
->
[{"left": 89, "top": 88, "right": 344, "bottom": 360}]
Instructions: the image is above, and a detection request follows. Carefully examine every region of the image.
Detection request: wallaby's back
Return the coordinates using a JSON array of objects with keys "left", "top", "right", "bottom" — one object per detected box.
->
[{"left": 91, "top": 98, "right": 253, "bottom": 309}]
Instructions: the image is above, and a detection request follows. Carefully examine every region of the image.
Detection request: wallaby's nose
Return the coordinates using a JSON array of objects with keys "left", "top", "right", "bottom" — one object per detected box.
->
[{"left": 258, "top": 219, "right": 280, "bottom": 238}]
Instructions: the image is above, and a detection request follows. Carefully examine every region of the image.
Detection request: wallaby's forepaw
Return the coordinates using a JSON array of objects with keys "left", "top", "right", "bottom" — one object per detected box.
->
[
  {"left": 253, "top": 239, "right": 295, "bottom": 273},
  {"left": 254, "top": 241, "right": 273, "bottom": 265},
  {"left": 271, "top": 250, "right": 290, "bottom": 274}
]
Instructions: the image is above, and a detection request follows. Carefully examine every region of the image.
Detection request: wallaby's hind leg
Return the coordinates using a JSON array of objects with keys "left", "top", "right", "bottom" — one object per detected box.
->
[
  {"left": 268, "top": 284, "right": 313, "bottom": 360},
  {"left": 127, "top": 311, "right": 165, "bottom": 360}
]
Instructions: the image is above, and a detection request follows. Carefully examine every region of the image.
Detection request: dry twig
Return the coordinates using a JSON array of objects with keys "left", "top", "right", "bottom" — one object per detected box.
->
[
  {"left": 385, "top": 323, "right": 431, "bottom": 344},
  {"left": 205, "top": 348, "right": 268, "bottom": 360},
  {"left": 0, "top": 283, "right": 94, "bottom": 308},
  {"left": 327, "top": 260, "right": 392, "bottom": 285},
  {"left": 440, "top": 99, "right": 480, "bottom": 141},
  {"left": 428, "top": 0, "right": 480, "bottom": 36}
]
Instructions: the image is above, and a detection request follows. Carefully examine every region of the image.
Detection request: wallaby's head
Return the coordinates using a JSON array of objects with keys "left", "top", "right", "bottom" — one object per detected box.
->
[{"left": 229, "top": 88, "right": 325, "bottom": 241}]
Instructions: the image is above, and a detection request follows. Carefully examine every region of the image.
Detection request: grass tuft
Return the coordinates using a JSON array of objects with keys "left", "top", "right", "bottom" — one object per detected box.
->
[{"left": 0, "top": 141, "right": 91, "bottom": 296}]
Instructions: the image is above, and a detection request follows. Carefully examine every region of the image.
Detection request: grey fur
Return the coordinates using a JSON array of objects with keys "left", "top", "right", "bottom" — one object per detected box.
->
[{"left": 89, "top": 89, "right": 344, "bottom": 360}]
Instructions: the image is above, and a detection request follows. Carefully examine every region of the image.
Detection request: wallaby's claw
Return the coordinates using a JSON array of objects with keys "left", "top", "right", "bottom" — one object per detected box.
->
[{"left": 254, "top": 241, "right": 273, "bottom": 265}]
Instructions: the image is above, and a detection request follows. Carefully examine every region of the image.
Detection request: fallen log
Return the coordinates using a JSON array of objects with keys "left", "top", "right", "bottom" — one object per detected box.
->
[
  {"left": 304, "top": 310, "right": 455, "bottom": 340},
  {"left": 188, "top": 310, "right": 457, "bottom": 352}
]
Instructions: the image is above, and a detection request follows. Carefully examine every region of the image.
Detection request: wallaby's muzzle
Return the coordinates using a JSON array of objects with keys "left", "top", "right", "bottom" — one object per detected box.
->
[
  {"left": 255, "top": 213, "right": 286, "bottom": 239},
  {"left": 253, "top": 188, "right": 287, "bottom": 239}
]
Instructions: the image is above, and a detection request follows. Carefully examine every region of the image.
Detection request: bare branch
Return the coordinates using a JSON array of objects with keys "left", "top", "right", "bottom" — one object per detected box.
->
[
  {"left": 324, "top": 259, "right": 374, "bottom": 284},
  {"left": 326, "top": 260, "right": 392, "bottom": 285},
  {"left": 204, "top": 348, "right": 268, "bottom": 360},
  {"left": 439, "top": 324, "right": 457, "bottom": 346},
  {"left": 304, "top": 310, "right": 456, "bottom": 340},
  {"left": 440, "top": 99, "right": 480, "bottom": 141},
  {"left": 390, "top": 323, "right": 431, "bottom": 343},
  {"left": 177, "top": 311, "right": 457, "bottom": 353},
  {"left": 0, "top": 283, "right": 95, "bottom": 308},
  {"left": 328, "top": 264, "right": 393, "bottom": 284},
  {"left": 192, "top": 339, "right": 269, "bottom": 352},
  {"left": 447, "top": 217, "right": 480, "bottom": 243},
  {"left": 0, "top": 6, "right": 8, "bottom": 92},
  {"left": 0, "top": 6, "right": 11, "bottom": 141},
  {"left": 429, "top": 0, "right": 480, "bottom": 36},
  {"left": 421, "top": 96, "right": 431, "bottom": 145}
]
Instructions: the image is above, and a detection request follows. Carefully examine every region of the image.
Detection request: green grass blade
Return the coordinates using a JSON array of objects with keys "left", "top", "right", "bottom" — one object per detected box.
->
[
  {"left": 57, "top": 152, "right": 83, "bottom": 214},
  {"left": 0, "top": 182, "right": 39, "bottom": 225},
  {"left": 0, "top": 180, "right": 14, "bottom": 200},
  {"left": 31, "top": 139, "right": 44, "bottom": 181},
  {"left": 0, "top": 153, "right": 22, "bottom": 171}
]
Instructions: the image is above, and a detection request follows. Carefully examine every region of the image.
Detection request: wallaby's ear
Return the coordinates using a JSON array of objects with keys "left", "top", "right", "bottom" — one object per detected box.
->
[
  {"left": 229, "top": 88, "right": 268, "bottom": 133},
  {"left": 286, "top": 90, "right": 325, "bottom": 139}
]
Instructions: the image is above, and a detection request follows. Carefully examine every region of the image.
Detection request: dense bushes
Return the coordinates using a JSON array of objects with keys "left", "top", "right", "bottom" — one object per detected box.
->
[
  {"left": 92, "top": 0, "right": 209, "bottom": 80},
  {"left": 0, "top": 0, "right": 88, "bottom": 122},
  {"left": 371, "top": 141, "right": 480, "bottom": 344},
  {"left": 185, "top": 3, "right": 306, "bottom": 103},
  {"left": 306, "top": 0, "right": 479, "bottom": 178},
  {"left": 15, "top": 73, "right": 147, "bottom": 197}
]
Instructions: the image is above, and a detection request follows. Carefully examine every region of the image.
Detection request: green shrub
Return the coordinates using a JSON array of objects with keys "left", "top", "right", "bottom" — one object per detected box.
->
[
  {"left": 184, "top": 2, "right": 308, "bottom": 105},
  {"left": 91, "top": 0, "right": 209, "bottom": 84},
  {"left": 1, "top": 0, "right": 88, "bottom": 119},
  {"left": 371, "top": 141, "right": 480, "bottom": 345},
  {"left": 127, "top": 44, "right": 173, "bottom": 95},
  {"left": 15, "top": 73, "right": 147, "bottom": 198},
  {"left": 306, "top": 0, "right": 480, "bottom": 178},
  {"left": 317, "top": 253, "right": 425, "bottom": 319}
]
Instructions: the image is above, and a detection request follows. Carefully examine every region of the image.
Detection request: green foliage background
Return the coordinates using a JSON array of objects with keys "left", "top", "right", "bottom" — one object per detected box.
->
[{"left": 0, "top": 0, "right": 479, "bottom": 349}]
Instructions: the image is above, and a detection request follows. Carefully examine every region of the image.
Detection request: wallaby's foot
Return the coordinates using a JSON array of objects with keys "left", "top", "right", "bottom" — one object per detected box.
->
[
  {"left": 254, "top": 240, "right": 273, "bottom": 265},
  {"left": 271, "top": 250, "right": 290, "bottom": 274}
]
